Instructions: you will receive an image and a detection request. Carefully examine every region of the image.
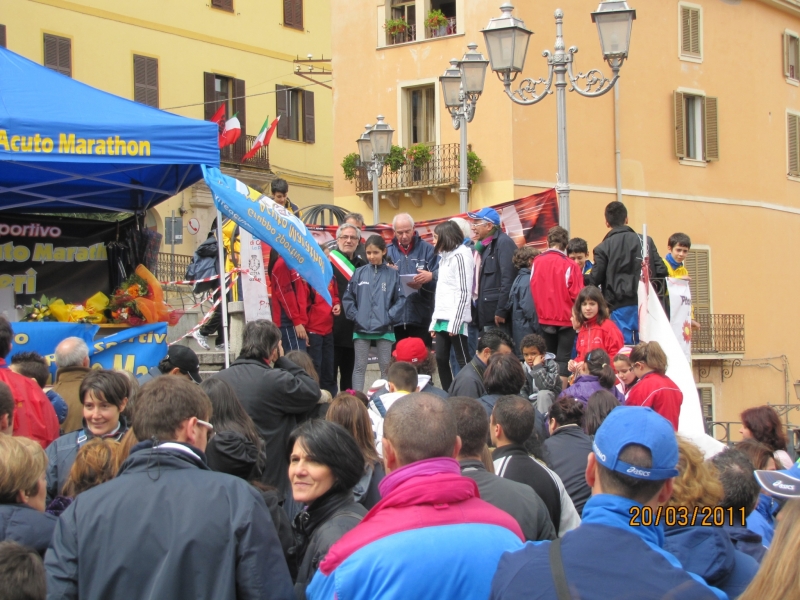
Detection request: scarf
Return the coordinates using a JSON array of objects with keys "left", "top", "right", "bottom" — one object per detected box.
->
[
  {"left": 473, "top": 230, "right": 497, "bottom": 255},
  {"left": 378, "top": 457, "right": 460, "bottom": 497},
  {"left": 395, "top": 236, "right": 415, "bottom": 256},
  {"left": 665, "top": 253, "right": 682, "bottom": 270}
]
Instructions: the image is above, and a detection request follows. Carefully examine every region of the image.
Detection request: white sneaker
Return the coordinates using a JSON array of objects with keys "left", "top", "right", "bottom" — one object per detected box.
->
[
  {"left": 192, "top": 330, "right": 210, "bottom": 350},
  {"left": 214, "top": 343, "right": 226, "bottom": 351}
]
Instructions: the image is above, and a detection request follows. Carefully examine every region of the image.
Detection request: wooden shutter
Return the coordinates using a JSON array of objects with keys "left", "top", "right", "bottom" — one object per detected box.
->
[
  {"left": 204, "top": 72, "right": 217, "bottom": 121},
  {"left": 303, "top": 90, "right": 315, "bottom": 144},
  {"left": 697, "top": 387, "right": 714, "bottom": 422},
  {"left": 0, "top": 25, "right": 6, "bottom": 49},
  {"left": 674, "top": 91, "right": 686, "bottom": 159},
  {"left": 789, "top": 114, "right": 800, "bottom": 177},
  {"left": 133, "top": 55, "right": 158, "bottom": 108},
  {"left": 211, "top": 0, "right": 234, "bottom": 12},
  {"left": 703, "top": 96, "right": 719, "bottom": 161},
  {"left": 44, "top": 34, "right": 71, "bottom": 77},
  {"left": 680, "top": 6, "right": 700, "bottom": 57},
  {"left": 786, "top": 33, "right": 792, "bottom": 78},
  {"left": 685, "top": 249, "right": 710, "bottom": 315},
  {"left": 276, "top": 85, "right": 289, "bottom": 139},
  {"left": 233, "top": 78, "right": 246, "bottom": 138},
  {"left": 284, "top": 0, "right": 303, "bottom": 29}
]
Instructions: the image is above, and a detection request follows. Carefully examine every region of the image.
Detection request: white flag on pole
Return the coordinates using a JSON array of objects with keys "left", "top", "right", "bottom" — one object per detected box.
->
[{"left": 666, "top": 277, "right": 693, "bottom": 363}]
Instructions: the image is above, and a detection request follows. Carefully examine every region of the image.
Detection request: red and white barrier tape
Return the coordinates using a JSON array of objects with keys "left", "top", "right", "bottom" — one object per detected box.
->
[{"left": 168, "top": 275, "right": 236, "bottom": 346}]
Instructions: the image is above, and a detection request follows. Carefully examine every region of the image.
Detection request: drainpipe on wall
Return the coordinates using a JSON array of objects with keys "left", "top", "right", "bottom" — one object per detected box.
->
[{"left": 614, "top": 81, "right": 622, "bottom": 203}]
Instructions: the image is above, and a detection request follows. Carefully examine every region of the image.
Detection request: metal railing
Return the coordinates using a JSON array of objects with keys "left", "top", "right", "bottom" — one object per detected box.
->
[
  {"left": 693, "top": 314, "right": 745, "bottom": 354},
  {"left": 220, "top": 134, "right": 270, "bottom": 169},
  {"left": 156, "top": 252, "right": 194, "bottom": 283},
  {"left": 426, "top": 16, "right": 457, "bottom": 39},
  {"left": 388, "top": 25, "right": 417, "bottom": 45},
  {"left": 354, "top": 143, "right": 460, "bottom": 192}
]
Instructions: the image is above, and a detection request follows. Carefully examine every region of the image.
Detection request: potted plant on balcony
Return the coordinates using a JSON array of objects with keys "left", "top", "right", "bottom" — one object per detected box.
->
[
  {"left": 426, "top": 9, "right": 449, "bottom": 37},
  {"left": 383, "top": 145, "right": 407, "bottom": 172},
  {"left": 384, "top": 17, "right": 409, "bottom": 42},
  {"left": 341, "top": 153, "right": 360, "bottom": 182},
  {"left": 467, "top": 151, "right": 484, "bottom": 184},
  {"left": 406, "top": 144, "right": 432, "bottom": 183}
]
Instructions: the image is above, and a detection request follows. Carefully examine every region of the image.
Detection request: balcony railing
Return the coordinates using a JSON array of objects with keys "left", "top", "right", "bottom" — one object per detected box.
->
[
  {"left": 388, "top": 25, "right": 417, "bottom": 45},
  {"left": 156, "top": 252, "right": 194, "bottom": 284},
  {"left": 220, "top": 134, "right": 270, "bottom": 170},
  {"left": 355, "top": 143, "right": 460, "bottom": 193},
  {"left": 692, "top": 314, "right": 745, "bottom": 355},
  {"left": 426, "top": 16, "right": 457, "bottom": 38}
]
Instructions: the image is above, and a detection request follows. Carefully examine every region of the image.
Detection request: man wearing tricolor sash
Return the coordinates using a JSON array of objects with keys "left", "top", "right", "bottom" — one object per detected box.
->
[{"left": 331, "top": 222, "right": 367, "bottom": 392}]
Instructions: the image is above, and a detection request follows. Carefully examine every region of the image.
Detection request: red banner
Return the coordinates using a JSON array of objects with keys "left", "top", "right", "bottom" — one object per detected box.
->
[{"left": 308, "top": 188, "right": 559, "bottom": 249}]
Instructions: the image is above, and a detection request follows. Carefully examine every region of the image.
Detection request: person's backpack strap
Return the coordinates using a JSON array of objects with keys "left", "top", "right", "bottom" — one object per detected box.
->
[
  {"left": 372, "top": 397, "right": 387, "bottom": 418},
  {"left": 549, "top": 537, "right": 572, "bottom": 600}
]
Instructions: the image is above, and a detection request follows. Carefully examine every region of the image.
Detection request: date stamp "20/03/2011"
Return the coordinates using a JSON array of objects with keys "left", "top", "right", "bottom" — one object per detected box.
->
[{"left": 629, "top": 506, "right": 746, "bottom": 527}]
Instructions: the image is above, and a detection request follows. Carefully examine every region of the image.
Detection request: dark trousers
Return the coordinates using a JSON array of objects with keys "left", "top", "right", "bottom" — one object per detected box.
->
[
  {"left": 280, "top": 325, "right": 307, "bottom": 352},
  {"left": 334, "top": 346, "right": 355, "bottom": 393},
  {"left": 542, "top": 326, "right": 577, "bottom": 377},
  {"left": 435, "top": 333, "right": 470, "bottom": 392},
  {"left": 199, "top": 289, "right": 223, "bottom": 338},
  {"left": 394, "top": 324, "right": 432, "bottom": 348},
  {"left": 308, "top": 333, "right": 335, "bottom": 396}
]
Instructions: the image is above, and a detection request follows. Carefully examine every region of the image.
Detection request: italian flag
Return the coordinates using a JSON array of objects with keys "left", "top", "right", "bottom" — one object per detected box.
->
[
  {"left": 218, "top": 113, "right": 242, "bottom": 148},
  {"left": 241, "top": 116, "right": 280, "bottom": 163},
  {"left": 329, "top": 249, "right": 356, "bottom": 281}
]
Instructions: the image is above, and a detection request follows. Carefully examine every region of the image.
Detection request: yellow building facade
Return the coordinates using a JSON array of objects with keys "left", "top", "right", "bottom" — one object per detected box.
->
[
  {"left": 332, "top": 0, "right": 800, "bottom": 441},
  {"left": 4, "top": 0, "right": 333, "bottom": 258}
]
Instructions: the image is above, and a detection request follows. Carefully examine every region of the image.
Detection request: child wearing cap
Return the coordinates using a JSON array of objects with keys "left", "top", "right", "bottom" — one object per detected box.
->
[
  {"left": 370, "top": 338, "right": 448, "bottom": 401},
  {"left": 367, "top": 362, "right": 418, "bottom": 457}
]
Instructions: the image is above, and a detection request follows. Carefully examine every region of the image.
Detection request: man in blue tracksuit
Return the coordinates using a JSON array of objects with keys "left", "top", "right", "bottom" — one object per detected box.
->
[
  {"left": 386, "top": 213, "right": 438, "bottom": 348},
  {"left": 490, "top": 406, "right": 728, "bottom": 600}
]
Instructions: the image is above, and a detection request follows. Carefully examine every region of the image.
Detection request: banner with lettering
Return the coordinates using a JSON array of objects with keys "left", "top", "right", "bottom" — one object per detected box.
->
[
  {"left": 9, "top": 322, "right": 168, "bottom": 383},
  {"left": 202, "top": 165, "right": 333, "bottom": 305},
  {"left": 0, "top": 213, "right": 132, "bottom": 305},
  {"left": 666, "top": 277, "right": 693, "bottom": 362},
  {"left": 240, "top": 229, "right": 272, "bottom": 322}
]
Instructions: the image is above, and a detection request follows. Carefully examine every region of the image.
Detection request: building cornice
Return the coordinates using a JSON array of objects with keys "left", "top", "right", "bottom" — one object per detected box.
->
[{"left": 755, "top": 0, "right": 800, "bottom": 18}]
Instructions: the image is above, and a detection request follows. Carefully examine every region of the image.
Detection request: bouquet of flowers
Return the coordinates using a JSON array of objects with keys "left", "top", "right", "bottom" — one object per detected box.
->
[{"left": 108, "top": 265, "right": 183, "bottom": 326}]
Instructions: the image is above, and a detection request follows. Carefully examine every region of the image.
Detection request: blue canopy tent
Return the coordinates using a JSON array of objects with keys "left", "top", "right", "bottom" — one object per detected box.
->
[{"left": 0, "top": 47, "right": 219, "bottom": 213}]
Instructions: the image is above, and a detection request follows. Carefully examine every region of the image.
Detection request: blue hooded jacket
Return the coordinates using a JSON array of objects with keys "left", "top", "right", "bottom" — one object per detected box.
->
[
  {"left": 490, "top": 494, "right": 727, "bottom": 600},
  {"left": 385, "top": 233, "right": 438, "bottom": 328},
  {"left": 664, "top": 524, "right": 758, "bottom": 598},
  {"left": 746, "top": 494, "right": 775, "bottom": 547}
]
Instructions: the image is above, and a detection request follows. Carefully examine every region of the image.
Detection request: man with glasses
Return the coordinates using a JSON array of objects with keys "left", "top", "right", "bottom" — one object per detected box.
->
[
  {"left": 45, "top": 376, "right": 294, "bottom": 599},
  {"left": 330, "top": 223, "right": 368, "bottom": 392},
  {"left": 386, "top": 213, "right": 438, "bottom": 348},
  {"left": 344, "top": 213, "right": 368, "bottom": 263},
  {"left": 468, "top": 208, "right": 518, "bottom": 335}
]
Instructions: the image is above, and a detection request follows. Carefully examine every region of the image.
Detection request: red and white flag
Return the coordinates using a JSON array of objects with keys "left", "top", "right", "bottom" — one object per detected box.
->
[
  {"left": 241, "top": 116, "right": 280, "bottom": 163},
  {"left": 218, "top": 113, "right": 242, "bottom": 148},
  {"left": 209, "top": 104, "right": 226, "bottom": 124}
]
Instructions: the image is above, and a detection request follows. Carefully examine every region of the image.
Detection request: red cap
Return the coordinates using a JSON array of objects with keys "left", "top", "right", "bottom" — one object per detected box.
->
[{"left": 392, "top": 337, "right": 428, "bottom": 364}]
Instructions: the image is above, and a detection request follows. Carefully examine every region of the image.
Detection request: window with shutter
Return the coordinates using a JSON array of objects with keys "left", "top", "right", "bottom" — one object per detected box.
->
[
  {"left": 786, "top": 32, "right": 800, "bottom": 81},
  {"left": 789, "top": 113, "right": 800, "bottom": 178},
  {"left": 203, "top": 72, "right": 217, "bottom": 121},
  {"left": 303, "top": 90, "right": 315, "bottom": 144},
  {"left": 674, "top": 91, "right": 685, "bottom": 158},
  {"left": 685, "top": 249, "right": 710, "bottom": 315},
  {"left": 696, "top": 386, "right": 714, "bottom": 424},
  {"left": 276, "top": 85, "right": 290, "bottom": 139},
  {"left": 0, "top": 25, "right": 6, "bottom": 49},
  {"left": 133, "top": 55, "right": 158, "bottom": 108},
  {"left": 284, "top": 0, "right": 304, "bottom": 30},
  {"left": 704, "top": 96, "right": 719, "bottom": 161},
  {"left": 211, "top": 0, "right": 234, "bottom": 13},
  {"left": 43, "top": 34, "right": 71, "bottom": 77},
  {"left": 233, "top": 78, "right": 246, "bottom": 149},
  {"left": 679, "top": 4, "right": 701, "bottom": 60}
]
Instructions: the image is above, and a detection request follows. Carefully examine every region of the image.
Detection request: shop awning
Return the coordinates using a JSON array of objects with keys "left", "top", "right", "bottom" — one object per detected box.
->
[{"left": 0, "top": 47, "right": 219, "bottom": 213}]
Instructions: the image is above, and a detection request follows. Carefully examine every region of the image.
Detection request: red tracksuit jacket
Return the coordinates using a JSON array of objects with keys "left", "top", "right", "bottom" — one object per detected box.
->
[
  {"left": 270, "top": 257, "right": 308, "bottom": 327},
  {"left": 530, "top": 249, "right": 584, "bottom": 327},
  {"left": 625, "top": 371, "right": 683, "bottom": 430},
  {"left": 306, "top": 278, "right": 340, "bottom": 336},
  {"left": 575, "top": 317, "right": 624, "bottom": 363}
]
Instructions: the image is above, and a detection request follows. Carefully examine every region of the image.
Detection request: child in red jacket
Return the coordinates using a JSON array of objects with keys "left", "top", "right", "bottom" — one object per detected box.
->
[
  {"left": 306, "top": 276, "right": 340, "bottom": 396},
  {"left": 570, "top": 286, "right": 624, "bottom": 372},
  {"left": 270, "top": 255, "right": 309, "bottom": 352},
  {"left": 626, "top": 341, "right": 683, "bottom": 430}
]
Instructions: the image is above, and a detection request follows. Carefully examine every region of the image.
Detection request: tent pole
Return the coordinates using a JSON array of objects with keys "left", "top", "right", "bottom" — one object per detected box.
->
[{"left": 216, "top": 210, "right": 230, "bottom": 369}]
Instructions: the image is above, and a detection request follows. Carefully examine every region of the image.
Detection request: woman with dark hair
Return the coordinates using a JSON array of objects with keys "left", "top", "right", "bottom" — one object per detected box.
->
[
  {"left": 626, "top": 341, "right": 683, "bottom": 430},
  {"left": 543, "top": 397, "right": 593, "bottom": 515},
  {"left": 429, "top": 220, "right": 474, "bottom": 391},
  {"left": 559, "top": 349, "right": 624, "bottom": 405},
  {"left": 476, "top": 353, "right": 526, "bottom": 416},
  {"left": 584, "top": 390, "right": 621, "bottom": 437},
  {"left": 326, "top": 393, "right": 385, "bottom": 509},
  {"left": 287, "top": 420, "right": 366, "bottom": 599},
  {"left": 739, "top": 406, "right": 792, "bottom": 469},
  {"left": 45, "top": 370, "right": 129, "bottom": 502}
]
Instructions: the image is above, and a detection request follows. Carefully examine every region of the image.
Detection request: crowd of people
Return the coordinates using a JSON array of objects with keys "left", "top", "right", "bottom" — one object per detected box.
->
[{"left": 0, "top": 199, "right": 798, "bottom": 599}]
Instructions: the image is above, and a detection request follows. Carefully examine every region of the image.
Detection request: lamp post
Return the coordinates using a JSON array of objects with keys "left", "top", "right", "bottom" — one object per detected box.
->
[
  {"left": 439, "top": 43, "right": 489, "bottom": 214},
  {"left": 481, "top": 1, "right": 635, "bottom": 231},
  {"left": 356, "top": 116, "right": 395, "bottom": 224}
]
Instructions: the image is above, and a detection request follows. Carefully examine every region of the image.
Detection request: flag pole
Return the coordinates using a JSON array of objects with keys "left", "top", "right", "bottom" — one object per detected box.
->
[{"left": 216, "top": 211, "right": 231, "bottom": 369}]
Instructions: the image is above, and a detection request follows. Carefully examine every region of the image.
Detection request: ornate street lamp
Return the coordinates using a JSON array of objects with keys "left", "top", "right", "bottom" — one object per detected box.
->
[
  {"left": 355, "top": 116, "right": 395, "bottom": 224},
  {"left": 482, "top": 1, "right": 635, "bottom": 230}
]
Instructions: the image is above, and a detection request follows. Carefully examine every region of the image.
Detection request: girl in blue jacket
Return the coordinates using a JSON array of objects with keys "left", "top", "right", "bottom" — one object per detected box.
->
[{"left": 343, "top": 235, "right": 406, "bottom": 392}]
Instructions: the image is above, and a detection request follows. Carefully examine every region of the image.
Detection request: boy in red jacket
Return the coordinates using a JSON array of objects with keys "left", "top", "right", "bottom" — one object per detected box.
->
[
  {"left": 306, "top": 276, "right": 340, "bottom": 396},
  {"left": 270, "top": 256, "right": 309, "bottom": 352},
  {"left": 530, "top": 226, "right": 584, "bottom": 385}
]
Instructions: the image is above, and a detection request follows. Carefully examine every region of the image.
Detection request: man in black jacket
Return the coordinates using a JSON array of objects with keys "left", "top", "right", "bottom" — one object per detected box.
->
[
  {"left": 212, "top": 319, "right": 320, "bottom": 505},
  {"left": 452, "top": 397, "right": 556, "bottom": 542},
  {"left": 448, "top": 329, "right": 513, "bottom": 399},
  {"left": 590, "top": 201, "right": 669, "bottom": 344},
  {"left": 45, "top": 377, "right": 294, "bottom": 600},
  {"left": 468, "top": 208, "right": 518, "bottom": 333}
]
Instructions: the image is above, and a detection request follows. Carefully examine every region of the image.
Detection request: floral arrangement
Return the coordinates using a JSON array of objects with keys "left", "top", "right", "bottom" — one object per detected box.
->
[
  {"left": 405, "top": 144, "right": 432, "bottom": 167},
  {"left": 384, "top": 17, "right": 409, "bottom": 36},
  {"left": 426, "top": 9, "right": 448, "bottom": 29},
  {"left": 22, "top": 292, "right": 109, "bottom": 324}
]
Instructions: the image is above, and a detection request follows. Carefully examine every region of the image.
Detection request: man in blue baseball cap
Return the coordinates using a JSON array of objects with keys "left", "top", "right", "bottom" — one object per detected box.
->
[
  {"left": 490, "top": 406, "right": 726, "bottom": 600},
  {"left": 467, "top": 207, "right": 518, "bottom": 335}
]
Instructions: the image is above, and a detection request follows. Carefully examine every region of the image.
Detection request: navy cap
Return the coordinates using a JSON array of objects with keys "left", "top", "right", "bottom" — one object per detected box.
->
[
  {"left": 166, "top": 344, "right": 201, "bottom": 384},
  {"left": 754, "top": 469, "right": 800, "bottom": 499},
  {"left": 593, "top": 406, "right": 679, "bottom": 481},
  {"left": 467, "top": 207, "right": 500, "bottom": 226}
]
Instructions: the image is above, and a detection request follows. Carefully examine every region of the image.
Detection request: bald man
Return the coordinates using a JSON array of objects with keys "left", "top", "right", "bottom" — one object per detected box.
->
[{"left": 51, "top": 337, "right": 91, "bottom": 433}]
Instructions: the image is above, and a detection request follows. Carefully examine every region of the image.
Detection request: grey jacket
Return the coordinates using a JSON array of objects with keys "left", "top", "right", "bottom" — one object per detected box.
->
[
  {"left": 448, "top": 356, "right": 487, "bottom": 399},
  {"left": 386, "top": 233, "right": 438, "bottom": 328},
  {"left": 342, "top": 263, "right": 406, "bottom": 335},
  {"left": 543, "top": 425, "right": 594, "bottom": 516},
  {"left": 505, "top": 267, "right": 539, "bottom": 358},
  {"left": 45, "top": 443, "right": 294, "bottom": 600},
  {"left": 460, "top": 459, "right": 556, "bottom": 542},
  {"left": 0, "top": 503, "right": 57, "bottom": 557},
  {"left": 475, "top": 231, "right": 519, "bottom": 329}
]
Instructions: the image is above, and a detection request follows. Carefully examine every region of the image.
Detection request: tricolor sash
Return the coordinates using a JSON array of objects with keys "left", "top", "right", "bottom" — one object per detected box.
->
[{"left": 330, "top": 249, "right": 356, "bottom": 281}]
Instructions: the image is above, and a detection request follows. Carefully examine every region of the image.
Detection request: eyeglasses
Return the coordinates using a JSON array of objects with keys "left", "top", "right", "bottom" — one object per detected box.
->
[
  {"left": 196, "top": 419, "right": 215, "bottom": 440},
  {"left": 470, "top": 221, "right": 491, "bottom": 228},
  {"left": 338, "top": 235, "right": 359, "bottom": 241}
]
